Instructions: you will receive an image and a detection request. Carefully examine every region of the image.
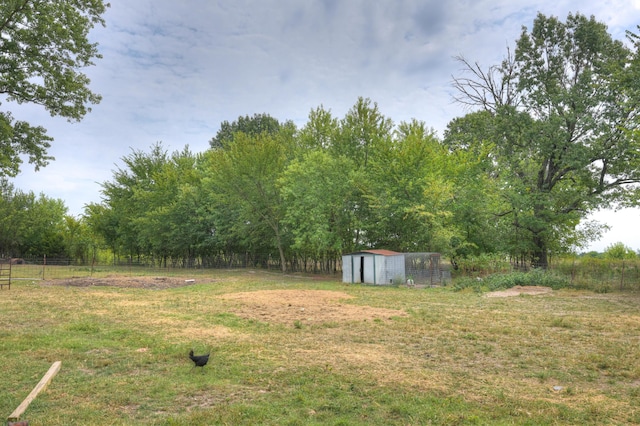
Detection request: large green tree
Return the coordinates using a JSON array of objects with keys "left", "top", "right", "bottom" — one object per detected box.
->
[
  {"left": 280, "top": 150, "right": 360, "bottom": 269},
  {"left": 297, "top": 106, "right": 339, "bottom": 152},
  {"left": 332, "top": 97, "right": 393, "bottom": 168},
  {"left": 329, "top": 97, "right": 394, "bottom": 249},
  {"left": 62, "top": 215, "right": 95, "bottom": 264},
  {"left": 209, "top": 113, "right": 283, "bottom": 150},
  {"left": 443, "top": 112, "right": 506, "bottom": 259},
  {"left": 364, "top": 120, "right": 454, "bottom": 253},
  {"left": 127, "top": 146, "right": 203, "bottom": 265},
  {"left": 89, "top": 143, "right": 167, "bottom": 261},
  {"left": 0, "top": 178, "right": 68, "bottom": 257},
  {"left": 451, "top": 12, "right": 640, "bottom": 268},
  {"left": 88, "top": 143, "right": 208, "bottom": 265},
  {"left": 202, "top": 129, "right": 296, "bottom": 272},
  {"left": 0, "top": 0, "right": 107, "bottom": 177}
]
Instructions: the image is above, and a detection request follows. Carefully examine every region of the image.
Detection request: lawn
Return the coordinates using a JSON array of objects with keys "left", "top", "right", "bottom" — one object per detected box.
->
[{"left": 1, "top": 270, "right": 639, "bottom": 425}]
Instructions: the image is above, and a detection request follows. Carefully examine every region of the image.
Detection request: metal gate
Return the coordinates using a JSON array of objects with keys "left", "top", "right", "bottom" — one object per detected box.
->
[{"left": 0, "top": 260, "right": 11, "bottom": 289}]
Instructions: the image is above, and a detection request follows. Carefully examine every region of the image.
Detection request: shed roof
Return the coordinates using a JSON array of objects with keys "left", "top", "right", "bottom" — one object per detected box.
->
[{"left": 347, "top": 249, "right": 401, "bottom": 256}]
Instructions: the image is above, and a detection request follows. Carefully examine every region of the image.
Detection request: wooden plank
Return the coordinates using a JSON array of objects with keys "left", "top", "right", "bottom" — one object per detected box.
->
[{"left": 8, "top": 361, "right": 61, "bottom": 421}]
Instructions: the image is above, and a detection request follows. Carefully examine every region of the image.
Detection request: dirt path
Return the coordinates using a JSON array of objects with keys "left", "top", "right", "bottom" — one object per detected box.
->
[{"left": 485, "top": 285, "right": 553, "bottom": 298}]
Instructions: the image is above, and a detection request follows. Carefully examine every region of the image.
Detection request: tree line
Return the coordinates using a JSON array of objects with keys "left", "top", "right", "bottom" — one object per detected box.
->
[{"left": 2, "top": 11, "right": 640, "bottom": 272}]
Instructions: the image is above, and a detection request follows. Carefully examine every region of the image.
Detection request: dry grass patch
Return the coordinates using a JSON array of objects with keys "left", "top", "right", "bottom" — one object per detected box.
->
[
  {"left": 486, "top": 285, "right": 553, "bottom": 297},
  {"left": 218, "top": 289, "right": 407, "bottom": 325}
]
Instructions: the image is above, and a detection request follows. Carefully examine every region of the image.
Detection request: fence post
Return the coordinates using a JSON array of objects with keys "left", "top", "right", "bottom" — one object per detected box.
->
[{"left": 42, "top": 255, "right": 46, "bottom": 281}]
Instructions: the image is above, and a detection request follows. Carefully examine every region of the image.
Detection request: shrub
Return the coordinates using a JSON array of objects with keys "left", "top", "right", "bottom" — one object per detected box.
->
[
  {"left": 454, "top": 253, "right": 511, "bottom": 276},
  {"left": 453, "top": 269, "right": 569, "bottom": 292},
  {"left": 452, "top": 276, "right": 485, "bottom": 292},
  {"left": 603, "top": 242, "right": 638, "bottom": 260}
]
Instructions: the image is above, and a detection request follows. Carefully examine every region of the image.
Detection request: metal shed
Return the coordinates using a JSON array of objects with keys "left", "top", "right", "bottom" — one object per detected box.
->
[
  {"left": 342, "top": 250, "right": 443, "bottom": 286},
  {"left": 342, "top": 250, "right": 405, "bottom": 285}
]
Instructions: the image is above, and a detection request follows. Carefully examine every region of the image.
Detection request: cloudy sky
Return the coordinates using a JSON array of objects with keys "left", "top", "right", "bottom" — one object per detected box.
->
[{"left": 10, "top": 0, "right": 640, "bottom": 252}]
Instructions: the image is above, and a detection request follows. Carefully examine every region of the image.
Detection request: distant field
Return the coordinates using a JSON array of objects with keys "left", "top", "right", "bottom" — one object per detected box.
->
[
  {"left": 1, "top": 270, "right": 639, "bottom": 425},
  {"left": 6, "top": 262, "right": 222, "bottom": 282}
]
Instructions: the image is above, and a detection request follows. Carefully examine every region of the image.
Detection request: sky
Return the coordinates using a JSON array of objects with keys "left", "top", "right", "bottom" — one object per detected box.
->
[{"left": 9, "top": 0, "right": 640, "bottom": 252}]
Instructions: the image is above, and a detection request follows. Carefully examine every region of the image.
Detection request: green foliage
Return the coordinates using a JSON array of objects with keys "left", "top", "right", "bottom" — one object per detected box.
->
[
  {"left": 332, "top": 97, "right": 393, "bottom": 168},
  {"left": 444, "top": 116, "right": 505, "bottom": 258},
  {"left": 453, "top": 253, "right": 512, "bottom": 275},
  {"left": 62, "top": 216, "right": 94, "bottom": 263},
  {"left": 603, "top": 242, "right": 638, "bottom": 260},
  {"left": 89, "top": 143, "right": 208, "bottom": 264},
  {"left": 82, "top": 60, "right": 640, "bottom": 273},
  {"left": 280, "top": 150, "right": 358, "bottom": 257},
  {"left": 202, "top": 130, "right": 294, "bottom": 271},
  {"left": 209, "top": 113, "right": 284, "bottom": 150},
  {"left": 0, "top": 0, "right": 108, "bottom": 176},
  {"left": 453, "top": 255, "right": 640, "bottom": 293},
  {"left": 451, "top": 12, "right": 640, "bottom": 268},
  {"left": 86, "top": 97, "right": 487, "bottom": 270},
  {"left": 553, "top": 255, "right": 640, "bottom": 290},
  {"left": 0, "top": 178, "right": 70, "bottom": 257},
  {"left": 6, "top": 7, "right": 640, "bottom": 278},
  {"left": 297, "top": 105, "right": 339, "bottom": 151},
  {"left": 0, "top": 112, "right": 53, "bottom": 176},
  {"left": 364, "top": 120, "right": 455, "bottom": 252},
  {"left": 453, "top": 269, "right": 570, "bottom": 292}
]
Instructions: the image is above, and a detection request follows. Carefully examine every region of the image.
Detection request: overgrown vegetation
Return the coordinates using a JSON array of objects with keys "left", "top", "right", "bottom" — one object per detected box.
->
[
  {"left": 449, "top": 255, "right": 640, "bottom": 293},
  {"left": 1, "top": 270, "right": 640, "bottom": 424},
  {"left": 453, "top": 269, "right": 570, "bottom": 292}
]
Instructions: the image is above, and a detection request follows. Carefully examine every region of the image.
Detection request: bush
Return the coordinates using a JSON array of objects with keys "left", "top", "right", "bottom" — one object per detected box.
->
[
  {"left": 603, "top": 242, "right": 638, "bottom": 260},
  {"left": 453, "top": 253, "right": 511, "bottom": 276},
  {"left": 452, "top": 276, "right": 485, "bottom": 292},
  {"left": 453, "top": 269, "right": 569, "bottom": 292}
]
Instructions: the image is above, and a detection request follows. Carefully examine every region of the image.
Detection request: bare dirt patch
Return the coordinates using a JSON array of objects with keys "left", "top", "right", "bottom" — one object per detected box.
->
[
  {"left": 218, "top": 289, "right": 407, "bottom": 325},
  {"left": 40, "top": 276, "right": 207, "bottom": 289},
  {"left": 485, "top": 285, "right": 552, "bottom": 298}
]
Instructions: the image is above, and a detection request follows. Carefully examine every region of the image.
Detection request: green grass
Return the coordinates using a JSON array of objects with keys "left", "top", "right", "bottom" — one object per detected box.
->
[{"left": 1, "top": 271, "right": 640, "bottom": 424}]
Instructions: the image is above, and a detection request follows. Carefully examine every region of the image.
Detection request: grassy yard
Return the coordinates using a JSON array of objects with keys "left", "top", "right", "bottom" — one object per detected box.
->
[{"left": 1, "top": 270, "right": 639, "bottom": 425}]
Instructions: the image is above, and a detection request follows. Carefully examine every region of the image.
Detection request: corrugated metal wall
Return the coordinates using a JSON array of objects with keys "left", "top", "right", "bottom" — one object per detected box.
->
[{"left": 342, "top": 253, "right": 406, "bottom": 285}]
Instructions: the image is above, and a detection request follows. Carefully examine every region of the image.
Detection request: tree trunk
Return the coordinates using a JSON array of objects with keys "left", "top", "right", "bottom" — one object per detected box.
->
[
  {"left": 274, "top": 226, "right": 287, "bottom": 273},
  {"left": 531, "top": 235, "right": 548, "bottom": 269}
]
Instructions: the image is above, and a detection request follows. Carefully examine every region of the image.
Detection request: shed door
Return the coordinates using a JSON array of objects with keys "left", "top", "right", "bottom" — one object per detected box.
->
[{"left": 360, "top": 256, "right": 365, "bottom": 283}]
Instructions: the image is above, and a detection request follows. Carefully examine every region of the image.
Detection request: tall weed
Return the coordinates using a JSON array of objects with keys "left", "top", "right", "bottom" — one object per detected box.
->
[{"left": 453, "top": 269, "right": 569, "bottom": 292}]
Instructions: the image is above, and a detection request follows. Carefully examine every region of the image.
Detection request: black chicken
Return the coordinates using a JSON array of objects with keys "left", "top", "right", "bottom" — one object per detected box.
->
[{"left": 189, "top": 349, "right": 210, "bottom": 369}]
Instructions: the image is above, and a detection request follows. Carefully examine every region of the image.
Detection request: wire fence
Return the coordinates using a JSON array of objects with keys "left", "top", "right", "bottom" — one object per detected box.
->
[
  {"left": 450, "top": 254, "right": 640, "bottom": 291},
  {"left": 3, "top": 255, "right": 640, "bottom": 292},
  {"left": 551, "top": 257, "right": 640, "bottom": 291},
  {"left": 404, "top": 252, "right": 451, "bottom": 286},
  {"left": 4, "top": 256, "right": 219, "bottom": 282}
]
